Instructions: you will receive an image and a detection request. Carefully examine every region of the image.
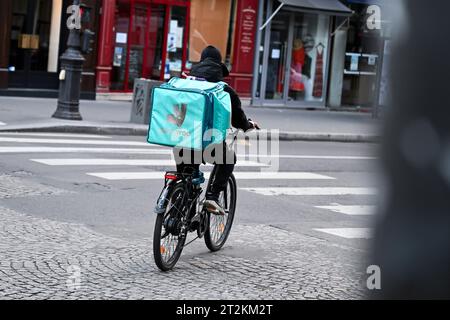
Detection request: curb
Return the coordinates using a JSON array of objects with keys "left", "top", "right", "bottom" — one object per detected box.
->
[{"left": 0, "top": 123, "right": 380, "bottom": 143}]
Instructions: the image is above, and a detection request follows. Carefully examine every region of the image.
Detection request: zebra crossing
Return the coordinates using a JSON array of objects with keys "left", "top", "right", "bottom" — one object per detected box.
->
[
  {"left": 0, "top": 132, "right": 377, "bottom": 240},
  {"left": 30, "top": 158, "right": 267, "bottom": 167},
  {"left": 312, "top": 228, "right": 373, "bottom": 239},
  {"left": 85, "top": 171, "right": 334, "bottom": 181},
  {"left": 314, "top": 205, "right": 375, "bottom": 239},
  {"left": 241, "top": 187, "right": 377, "bottom": 196},
  {"left": 315, "top": 205, "right": 376, "bottom": 216}
]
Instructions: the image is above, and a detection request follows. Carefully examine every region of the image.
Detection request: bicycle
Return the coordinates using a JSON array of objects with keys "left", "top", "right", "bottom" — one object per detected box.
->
[{"left": 152, "top": 134, "right": 239, "bottom": 272}]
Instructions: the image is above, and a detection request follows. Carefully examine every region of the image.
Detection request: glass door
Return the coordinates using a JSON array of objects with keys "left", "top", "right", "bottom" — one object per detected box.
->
[
  {"left": 145, "top": 4, "right": 166, "bottom": 81},
  {"left": 111, "top": 0, "right": 130, "bottom": 91},
  {"left": 126, "top": 2, "right": 148, "bottom": 90},
  {"left": 111, "top": 1, "right": 167, "bottom": 91},
  {"left": 164, "top": 6, "right": 187, "bottom": 80},
  {"left": 263, "top": 11, "right": 290, "bottom": 101}
]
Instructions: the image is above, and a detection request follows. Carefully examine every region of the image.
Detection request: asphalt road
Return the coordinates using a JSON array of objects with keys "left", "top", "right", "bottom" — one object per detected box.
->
[{"left": 0, "top": 132, "right": 380, "bottom": 299}]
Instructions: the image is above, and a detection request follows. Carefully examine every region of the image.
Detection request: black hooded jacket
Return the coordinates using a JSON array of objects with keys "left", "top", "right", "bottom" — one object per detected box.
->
[{"left": 189, "top": 58, "right": 252, "bottom": 132}]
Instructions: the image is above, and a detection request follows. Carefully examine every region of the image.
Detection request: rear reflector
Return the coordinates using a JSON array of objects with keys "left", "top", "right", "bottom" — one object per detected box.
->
[{"left": 165, "top": 174, "right": 178, "bottom": 180}]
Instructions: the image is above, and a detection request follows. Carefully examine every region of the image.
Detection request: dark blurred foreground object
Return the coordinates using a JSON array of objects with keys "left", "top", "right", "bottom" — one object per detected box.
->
[{"left": 372, "top": 0, "right": 450, "bottom": 299}]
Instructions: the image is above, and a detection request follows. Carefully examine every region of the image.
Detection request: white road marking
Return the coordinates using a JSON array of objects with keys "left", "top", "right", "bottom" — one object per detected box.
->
[
  {"left": 0, "top": 132, "right": 112, "bottom": 139},
  {"left": 0, "top": 147, "right": 171, "bottom": 154},
  {"left": 0, "top": 137, "right": 154, "bottom": 147},
  {"left": 234, "top": 172, "right": 334, "bottom": 180},
  {"left": 315, "top": 205, "right": 376, "bottom": 215},
  {"left": 0, "top": 146, "right": 376, "bottom": 161},
  {"left": 0, "top": 121, "right": 6, "bottom": 126},
  {"left": 31, "top": 158, "right": 267, "bottom": 167},
  {"left": 87, "top": 171, "right": 335, "bottom": 181},
  {"left": 241, "top": 187, "right": 377, "bottom": 196},
  {"left": 0, "top": 139, "right": 375, "bottom": 162},
  {"left": 314, "top": 228, "right": 373, "bottom": 239}
]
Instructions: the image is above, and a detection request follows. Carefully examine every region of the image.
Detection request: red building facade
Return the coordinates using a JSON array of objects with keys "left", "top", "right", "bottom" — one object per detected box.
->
[{"left": 95, "top": 0, "right": 258, "bottom": 97}]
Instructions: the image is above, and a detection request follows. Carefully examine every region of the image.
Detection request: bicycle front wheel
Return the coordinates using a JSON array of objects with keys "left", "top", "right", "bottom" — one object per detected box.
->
[
  {"left": 204, "top": 173, "right": 237, "bottom": 252},
  {"left": 153, "top": 184, "right": 187, "bottom": 271}
]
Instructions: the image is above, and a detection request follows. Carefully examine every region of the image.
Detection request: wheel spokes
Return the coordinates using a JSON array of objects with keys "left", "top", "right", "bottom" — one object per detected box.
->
[
  {"left": 161, "top": 232, "right": 179, "bottom": 262},
  {"left": 209, "top": 188, "right": 231, "bottom": 244},
  {"left": 160, "top": 198, "right": 184, "bottom": 263}
]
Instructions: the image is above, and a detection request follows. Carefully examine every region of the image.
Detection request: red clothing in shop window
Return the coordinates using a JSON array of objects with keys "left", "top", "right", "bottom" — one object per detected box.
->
[
  {"left": 290, "top": 40, "right": 306, "bottom": 92},
  {"left": 313, "top": 46, "right": 324, "bottom": 98}
]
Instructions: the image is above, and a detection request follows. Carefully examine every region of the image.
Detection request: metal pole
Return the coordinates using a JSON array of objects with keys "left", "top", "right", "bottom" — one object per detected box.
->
[
  {"left": 251, "top": 0, "right": 265, "bottom": 102},
  {"left": 53, "top": 0, "right": 84, "bottom": 121},
  {"left": 372, "top": 37, "right": 385, "bottom": 119}
]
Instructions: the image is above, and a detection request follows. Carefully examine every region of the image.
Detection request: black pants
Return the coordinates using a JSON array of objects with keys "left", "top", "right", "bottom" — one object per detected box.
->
[{"left": 173, "top": 142, "right": 236, "bottom": 198}]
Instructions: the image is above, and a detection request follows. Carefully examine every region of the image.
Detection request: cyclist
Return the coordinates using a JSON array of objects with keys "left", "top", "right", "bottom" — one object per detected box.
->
[{"left": 174, "top": 45, "right": 260, "bottom": 215}]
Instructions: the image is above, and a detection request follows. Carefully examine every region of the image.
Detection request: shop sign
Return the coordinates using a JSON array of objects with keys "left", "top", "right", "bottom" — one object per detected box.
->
[
  {"left": 234, "top": 0, "right": 258, "bottom": 73},
  {"left": 240, "top": 7, "right": 256, "bottom": 55}
]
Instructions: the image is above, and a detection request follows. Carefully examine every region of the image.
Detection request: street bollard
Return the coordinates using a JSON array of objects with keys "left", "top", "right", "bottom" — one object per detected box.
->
[{"left": 130, "top": 79, "right": 163, "bottom": 125}]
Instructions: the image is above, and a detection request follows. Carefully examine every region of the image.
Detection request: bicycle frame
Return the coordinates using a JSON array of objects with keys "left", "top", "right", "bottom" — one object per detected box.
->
[
  {"left": 153, "top": 125, "right": 257, "bottom": 271},
  {"left": 154, "top": 171, "right": 204, "bottom": 221},
  {"left": 153, "top": 159, "right": 237, "bottom": 271}
]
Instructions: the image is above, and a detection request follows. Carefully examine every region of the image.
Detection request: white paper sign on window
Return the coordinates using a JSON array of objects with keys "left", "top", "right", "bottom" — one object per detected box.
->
[
  {"left": 176, "top": 27, "right": 184, "bottom": 48},
  {"left": 350, "top": 55, "right": 359, "bottom": 71},
  {"left": 170, "top": 20, "right": 178, "bottom": 33},
  {"left": 116, "top": 33, "right": 127, "bottom": 44},
  {"left": 271, "top": 49, "right": 280, "bottom": 59}
]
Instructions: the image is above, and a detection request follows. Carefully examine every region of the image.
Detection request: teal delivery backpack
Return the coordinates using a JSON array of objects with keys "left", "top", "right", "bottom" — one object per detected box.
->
[{"left": 147, "top": 77, "right": 232, "bottom": 150}]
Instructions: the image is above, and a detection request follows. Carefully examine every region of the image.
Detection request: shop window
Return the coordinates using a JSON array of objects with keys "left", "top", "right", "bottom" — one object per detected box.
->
[
  {"left": 341, "top": 3, "right": 383, "bottom": 107},
  {"left": 257, "top": 3, "right": 331, "bottom": 104},
  {"left": 288, "top": 13, "right": 330, "bottom": 103},
  {"left": 165, "top": 6, "right": 187, "bottom": 79},
  {"left": 111, "top": 1, "right": 186, "bottom": 90},
  {"left": 9, "top": 0, "right": 52, "bottom": 73}
]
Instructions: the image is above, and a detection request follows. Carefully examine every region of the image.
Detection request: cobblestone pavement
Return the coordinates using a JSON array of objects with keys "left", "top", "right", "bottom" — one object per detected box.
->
[
  {"left": 0, "top": 173, "right": 69, "bottom": 199},
  {"left": 0, "top": 203, "right": 368, "bottom": 300}
]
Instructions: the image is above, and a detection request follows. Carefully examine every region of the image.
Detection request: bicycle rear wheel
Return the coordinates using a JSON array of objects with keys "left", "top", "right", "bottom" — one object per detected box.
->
[
  {"left": 153, "top": 184, "right": 187, "bottom": 271},
  {"left": 204, "top": 173, "right": 237, "bottom": 252}
]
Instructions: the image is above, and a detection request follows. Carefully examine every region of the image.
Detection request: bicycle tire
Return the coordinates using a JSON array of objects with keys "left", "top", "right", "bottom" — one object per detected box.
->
[
  {"left": 153, "top": 184, "right": 187, "bottom": 271},
  {"left": 204, "top": 173, "right": 237, "bottom": 252}
]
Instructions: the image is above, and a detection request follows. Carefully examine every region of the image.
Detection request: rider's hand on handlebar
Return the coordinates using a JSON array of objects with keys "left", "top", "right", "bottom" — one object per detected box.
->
[{"left": 248, "top": 119, "right": 261, "bottom": 130}]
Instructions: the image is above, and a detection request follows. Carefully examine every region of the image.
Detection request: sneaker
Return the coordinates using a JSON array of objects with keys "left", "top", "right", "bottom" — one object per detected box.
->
[{"left": 203, "top": 199, "right": 226, "bottom": 216}]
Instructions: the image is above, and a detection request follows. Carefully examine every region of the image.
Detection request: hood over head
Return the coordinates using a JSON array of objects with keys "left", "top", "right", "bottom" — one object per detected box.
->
[{"left": 190, "top": 46, "right": 230, "bottom": 82}]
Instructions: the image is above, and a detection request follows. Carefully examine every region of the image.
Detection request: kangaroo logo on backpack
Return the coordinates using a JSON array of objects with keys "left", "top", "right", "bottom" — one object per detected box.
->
[
  {"left": 167, "top": 104, "right": 187, "bottom": 128},
  {"left": 148, "top": 77, "right": 231, "bottom": 150}
]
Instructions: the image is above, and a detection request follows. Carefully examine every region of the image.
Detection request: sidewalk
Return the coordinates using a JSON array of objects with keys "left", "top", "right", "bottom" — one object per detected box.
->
[{"left": 0, "top": 96, "right": 381, "bottom": 142}]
